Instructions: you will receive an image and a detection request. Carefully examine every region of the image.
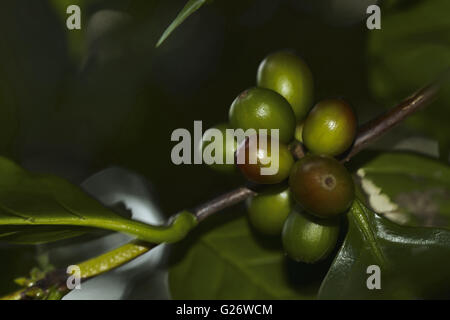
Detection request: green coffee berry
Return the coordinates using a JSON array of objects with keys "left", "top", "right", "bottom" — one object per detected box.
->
[
  {"left": 257, "top": 51, "right": 314, "bottom": 120},
  {"left": 247, "top": 186, "right": 292, "bottom": 235},
  {"left": 302, "top": 99, "right": 357, "bottom": 156},
  {"left": 282, "top": 208, "right": 340, "bottom": 263},
  {"left": 229, "top": 87, "right": 296, "bottom": 143}
]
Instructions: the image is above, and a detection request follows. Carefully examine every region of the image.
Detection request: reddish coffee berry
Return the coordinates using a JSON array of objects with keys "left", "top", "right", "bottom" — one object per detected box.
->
[
  {"left": 289, "top": 155, "right": 354, "bottom": 218},
  {"left": 236, "top": 135, "right": 294, "bottom": 184}
]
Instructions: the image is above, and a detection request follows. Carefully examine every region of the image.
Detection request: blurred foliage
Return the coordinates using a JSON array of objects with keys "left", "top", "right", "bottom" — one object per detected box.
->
[
  {"left": 49, "top": 0, "right": 87, "bottom": 61},
  {"left": 368, "top": 0, "right": 450, "bottom": 159},
  {"left": 0, "top": 245, "right": 37, "bottom": 296}
]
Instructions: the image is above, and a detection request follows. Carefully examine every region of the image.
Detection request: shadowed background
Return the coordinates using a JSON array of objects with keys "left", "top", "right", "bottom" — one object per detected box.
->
[{"left": 0, "top": 0, "right": 448, "bottom": 298}]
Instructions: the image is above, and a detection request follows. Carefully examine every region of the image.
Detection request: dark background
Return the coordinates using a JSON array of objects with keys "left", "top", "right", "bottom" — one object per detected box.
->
[
  {"left": 0, "top": 0, "right": 381, "bottom": 214},
  {"left": 0, "top": 0, "right": 447, "bottom": 296}
]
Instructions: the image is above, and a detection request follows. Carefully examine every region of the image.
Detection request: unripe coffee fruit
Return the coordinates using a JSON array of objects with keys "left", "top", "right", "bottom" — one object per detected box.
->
[
  {"left": 289, "top": 155, "right": 354, "bottom": 218},
  {"left": 282, "top": 208, "right": 340, "bottom": 263},
  {"left": 302, "top": 99, "right": 357, "bottom": 156},
  {"left": 257, "top": 51, "right": 314, "bottom": 121},
  {"left": 247, "top": 186, "right": 292, "bottom": 235},
  {"left": 229, "top": 87, "right": 296, "bottom": 143}
]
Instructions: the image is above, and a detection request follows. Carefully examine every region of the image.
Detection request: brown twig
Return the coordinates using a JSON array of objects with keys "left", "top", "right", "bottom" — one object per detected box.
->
[
  {"left": 290, "top": 81, "right": 440, "bottom": 162},
  {"left": 8, "top": 80, "right": 442, "bottom": 300},
  {"left": 193, "top": 81, "right": 440, "bottom": 223},
  {"left": 194, "top": 187, "right": 257, "bottom": 222},
  {"left": 11, "top": 269, "right": 69, "bottom": 300},
  {"left": 343, "top": 82, "right": 440, "bottom": 162}
]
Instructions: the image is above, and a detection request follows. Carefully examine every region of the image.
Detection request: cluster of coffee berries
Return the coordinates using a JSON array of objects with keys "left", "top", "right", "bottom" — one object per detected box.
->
[{"left": 201, "top": 51, "right": 357, "bottom": 264}]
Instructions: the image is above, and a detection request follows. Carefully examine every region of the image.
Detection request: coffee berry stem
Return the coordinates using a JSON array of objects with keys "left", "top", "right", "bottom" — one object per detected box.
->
[{"left": 4, "top": 80, "right": 440, "bottom": 300}]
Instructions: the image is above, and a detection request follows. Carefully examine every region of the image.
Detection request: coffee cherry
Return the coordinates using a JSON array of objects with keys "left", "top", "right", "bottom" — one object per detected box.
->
[
  {"left": 229, "top": 87, "right": 296, "bottom": 143},
  {"left": 200, "top": 123, "right": 237, "bottom": 173},
  {"left": 247, "top": 186, "right": 292, "bottom": 236},
  {"left": 302, "top": 99, "right": 357, "bottom": 156},
  {"left": 257, "top": 51, "right": 314, "bottom": 121},
  {"left": 236, "top": 134, "right": 294, "bottom": 184},
  {"left": 289, "top": 155, "right": 354, "bottom": 218},
  {"left": 282, "top": 208, "right": 340, "bottom": 263}
]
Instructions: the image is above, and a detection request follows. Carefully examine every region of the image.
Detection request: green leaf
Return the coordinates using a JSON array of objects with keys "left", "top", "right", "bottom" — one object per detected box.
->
[
  {"left": 169, "top": 211, "right": 323, "bottom": 299},
  {"left": 356, "top": 152, "right": 450, "bottom": 227},
  {"left": 318, "top": 199, "right": 450, "bottom": 299},
  {"left": 156, "top": 0, "right": 209, "bottom": 47},
  {"left": 0, "top": 226, "right": 89, "bottom": 244},
  {"left": 0, "top": 156, "right": 197, "bottom": 244},
  {"left": 368, "top": 0, "right": 450, "bottom": 148}
]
